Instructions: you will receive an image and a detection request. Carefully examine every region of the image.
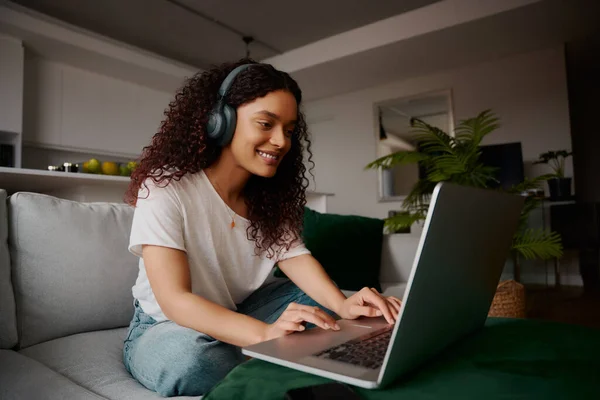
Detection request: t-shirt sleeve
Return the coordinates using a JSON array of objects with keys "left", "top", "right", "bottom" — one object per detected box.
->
[
  {"left": 128, "top": 179, "right": 186, "bottom": 258},
  {"left": 276, "top": 233, "right": 311, "bottom": 262}
]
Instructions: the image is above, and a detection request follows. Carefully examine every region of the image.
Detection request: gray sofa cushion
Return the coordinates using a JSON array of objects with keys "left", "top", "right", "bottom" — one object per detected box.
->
[
  {"left": 0, "top": 349, "right": 106, "bottom": 400},
  {"left": 0, "top": 189, "right": 18, "bottom": 349},
  {"left": 20, "top": 328, "right": 198, "bottom": 400},
  {"left": 8, "top": 192, "right": 139, "bottom": 348}
]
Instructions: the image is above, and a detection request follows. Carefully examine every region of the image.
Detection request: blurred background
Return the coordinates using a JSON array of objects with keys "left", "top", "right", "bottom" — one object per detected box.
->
[{"left": 1, "top": 0, "right": 600, "bottom": 327}]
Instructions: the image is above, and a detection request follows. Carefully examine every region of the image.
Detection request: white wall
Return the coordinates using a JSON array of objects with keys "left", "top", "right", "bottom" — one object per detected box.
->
[
  {"left": 22, "top": 54, "right": 173, "bottom": 158},
  {"left": 305, "top": 46, "right": 572, "bottom": 219}
]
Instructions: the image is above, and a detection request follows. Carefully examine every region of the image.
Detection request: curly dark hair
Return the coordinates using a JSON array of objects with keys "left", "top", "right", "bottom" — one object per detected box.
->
[{"left": 125, "top": 58, "right": 313, "bottom": 258}]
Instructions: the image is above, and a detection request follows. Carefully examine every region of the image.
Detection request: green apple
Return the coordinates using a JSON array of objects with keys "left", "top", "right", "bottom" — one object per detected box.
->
[
  {"left": 87, "top": 158, "right": 101, "bottom": 174},
  {"left": 119, "top": 164, "right": 130, "bottom": 176}
]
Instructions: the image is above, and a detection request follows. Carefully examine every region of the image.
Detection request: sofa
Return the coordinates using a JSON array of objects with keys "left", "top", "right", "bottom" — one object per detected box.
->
[{"left": 0, "top": 189, "right": 414, "bottom": 400}]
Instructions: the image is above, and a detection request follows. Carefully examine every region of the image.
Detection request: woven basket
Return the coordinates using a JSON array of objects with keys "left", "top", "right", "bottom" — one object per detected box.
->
[{"left": 488, "top": 280, "right": 526, "bottom": 318}]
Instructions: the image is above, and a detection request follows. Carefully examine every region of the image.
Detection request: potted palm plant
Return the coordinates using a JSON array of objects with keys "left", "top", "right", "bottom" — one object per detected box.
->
[
  {"left": 533, "top": 150, "right": 573, "bottom": 201},
  {"left": 366, "top": 110, "right": 563, "bottom": 264}
]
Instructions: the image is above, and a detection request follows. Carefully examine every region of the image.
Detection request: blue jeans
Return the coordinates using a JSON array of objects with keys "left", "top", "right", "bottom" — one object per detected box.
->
[{"left": 122, "top": 279, "right": 335, "bottom": 397}]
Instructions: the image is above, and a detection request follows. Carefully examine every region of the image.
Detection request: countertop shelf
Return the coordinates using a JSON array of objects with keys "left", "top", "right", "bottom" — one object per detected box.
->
[
  {"left": 0, "top": 167, "right": 335, "bottom": 197},
  {"left": 0, "top": 167, "right": 131, "bottom": 194}
]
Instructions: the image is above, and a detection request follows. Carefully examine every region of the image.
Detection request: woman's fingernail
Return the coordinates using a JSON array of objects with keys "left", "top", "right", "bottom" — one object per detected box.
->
[
  {"left": 299, "top": 325, "right": 305, "bottom": 331},
  {"left": 334, "top": 323, "right": 340, "bottom": 330},
  {"left": 376, "top": 310, "right": 383, "bottom": 316},
  {"left": 324, "top": 323, "right": 330, "bottom": 329}
]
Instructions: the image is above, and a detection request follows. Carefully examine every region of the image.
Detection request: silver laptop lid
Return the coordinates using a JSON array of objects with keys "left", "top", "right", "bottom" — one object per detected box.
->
[{"left": 378, "top": 182, "right": 524, "bottom": 386}]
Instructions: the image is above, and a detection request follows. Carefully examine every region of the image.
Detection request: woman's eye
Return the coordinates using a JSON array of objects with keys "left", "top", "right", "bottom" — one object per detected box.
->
[{"left": 258, "top": 121, "right": 272, "bottom": 129}]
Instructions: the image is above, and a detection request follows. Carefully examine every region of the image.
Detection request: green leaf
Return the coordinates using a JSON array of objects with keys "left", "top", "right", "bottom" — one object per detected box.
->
[
  {"left": 402, "top": 179, "right": 436, "bottom": 210},
  {"left": 430, "top": 154, "right": 467, "bottom": 174},
  {"left": 464, "top": 164, "right": 499, "bottom": 188},
  {"left": 365, "top": 151, "right": 429, "bottom": 170},
  {"left": 512, "top": 229, "right": 563, "bottom": 260},
  {"left": 454, "top": 109, "right": 500, "bottom": 148},
  {"left": 384, "top": 211, "right": 426, "bottom": 233},
  {"left": 410, "top": 119, "right": 456, "bottom": 151},
  {"left": 515, "top": 196, "right": 542, "bottom": 234}
]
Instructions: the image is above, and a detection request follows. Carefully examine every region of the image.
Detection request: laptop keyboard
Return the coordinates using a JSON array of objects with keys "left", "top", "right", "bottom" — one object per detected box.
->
[{"left": 314, "top": 325, "right": 393, "bottom": 369}]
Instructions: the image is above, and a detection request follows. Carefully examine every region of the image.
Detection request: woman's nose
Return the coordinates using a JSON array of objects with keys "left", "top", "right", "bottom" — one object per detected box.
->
[{"left": 269, "top": 127, "right": 287, "bottom": 148}]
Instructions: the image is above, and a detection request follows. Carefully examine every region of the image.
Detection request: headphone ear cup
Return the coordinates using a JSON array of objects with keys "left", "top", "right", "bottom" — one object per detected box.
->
[
  {"left": 206, "top": 108, "right": 225, "bottom": 142},
  {"left": 220, "top": 104, "right": 237, "bottom": 146}
]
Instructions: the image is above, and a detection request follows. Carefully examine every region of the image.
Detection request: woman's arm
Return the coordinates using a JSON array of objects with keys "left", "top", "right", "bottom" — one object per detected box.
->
[
  {"left": 278, "top": 254, "right": 400, "bottom": 324},
  {"left": 277, "top": 254, "right": 346, "bottom": 315},
  {"left": 143, "top": 245, "right": 269, "bottom": 347}
]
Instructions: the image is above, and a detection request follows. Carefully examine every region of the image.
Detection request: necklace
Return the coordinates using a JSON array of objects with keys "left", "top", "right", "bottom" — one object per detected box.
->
[
  {"left": 224, "top": 205, "right": 236, "bottom": 229},
  {"left": 205, "top": 170, "right": 237, "bottom": 229}
]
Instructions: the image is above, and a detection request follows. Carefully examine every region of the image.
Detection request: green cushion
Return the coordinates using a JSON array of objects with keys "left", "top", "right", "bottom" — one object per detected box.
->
[
  {"left": 204, "top": 318, "right": 600, "bottom": 399},
  {"left": 276, "top": 208, "right": 384, "bottom": 292}
]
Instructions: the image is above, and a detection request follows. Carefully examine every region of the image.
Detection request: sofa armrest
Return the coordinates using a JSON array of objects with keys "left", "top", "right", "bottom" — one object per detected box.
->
[{"left": 379, "top": 233, "right": 420, "bottom": 284}]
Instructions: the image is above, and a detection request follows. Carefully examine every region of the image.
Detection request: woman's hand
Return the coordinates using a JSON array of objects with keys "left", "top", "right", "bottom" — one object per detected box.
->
[
  {"left": 337, "top": 287, "right": 401, "bottom": 325},
  {"left": 262, "top": 302, "right": 340, "bottom": 342}
]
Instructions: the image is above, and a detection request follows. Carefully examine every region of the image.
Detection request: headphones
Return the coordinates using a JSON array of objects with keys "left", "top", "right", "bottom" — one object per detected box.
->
[{"left": 206, "top": 64, "right": 255, "bottom": 146}]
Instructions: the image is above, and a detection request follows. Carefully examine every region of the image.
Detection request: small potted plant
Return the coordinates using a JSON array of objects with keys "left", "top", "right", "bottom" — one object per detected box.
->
[{"left": 533, "top": 150, "right": 573, "bottom": 200}]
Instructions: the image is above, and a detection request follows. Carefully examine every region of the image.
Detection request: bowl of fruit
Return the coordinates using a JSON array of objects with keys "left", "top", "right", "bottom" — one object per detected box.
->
[{"left": 80, "top": 158, "right": 138, "bottom": 177}]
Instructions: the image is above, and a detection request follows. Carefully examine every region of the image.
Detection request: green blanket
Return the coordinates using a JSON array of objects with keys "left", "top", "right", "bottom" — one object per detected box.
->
[{"left": 205, "top": 318, "right": 600, "bottom": 399}]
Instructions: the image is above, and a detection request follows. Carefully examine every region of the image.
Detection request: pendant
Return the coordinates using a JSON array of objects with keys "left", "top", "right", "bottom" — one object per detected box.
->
[{"left": 231, "top": 219, "right": 236, "bottom": 229}]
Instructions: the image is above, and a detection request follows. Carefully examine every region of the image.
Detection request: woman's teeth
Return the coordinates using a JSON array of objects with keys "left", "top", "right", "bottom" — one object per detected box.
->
[{"left": 257, "top": 151, "right": 278, "bottom": 160}]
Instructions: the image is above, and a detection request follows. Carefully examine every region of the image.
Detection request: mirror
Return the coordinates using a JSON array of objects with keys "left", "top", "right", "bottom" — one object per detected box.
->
[{"left": 375, "top": 90, "right": 454, "bottom": 202}]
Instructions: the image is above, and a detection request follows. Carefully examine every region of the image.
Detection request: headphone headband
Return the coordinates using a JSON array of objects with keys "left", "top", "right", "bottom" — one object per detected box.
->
[{"left": 218, "top": 64, "right": 253, "bottom": 98}]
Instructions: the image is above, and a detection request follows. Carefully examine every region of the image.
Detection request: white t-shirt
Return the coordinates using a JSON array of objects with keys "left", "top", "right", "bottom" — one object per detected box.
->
[{"left": 128, "top": 170, "right": 310, "bottom": 322}]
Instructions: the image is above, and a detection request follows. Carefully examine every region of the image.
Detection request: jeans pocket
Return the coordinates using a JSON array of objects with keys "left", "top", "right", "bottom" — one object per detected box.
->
[{"left": 124, "top": 300, "right": 153, "bottom": 344}]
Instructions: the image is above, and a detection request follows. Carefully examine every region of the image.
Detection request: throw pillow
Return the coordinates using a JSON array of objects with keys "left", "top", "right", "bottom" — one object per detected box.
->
[{"left": 275, "top": 208, "right": 384, "bottom": 292}]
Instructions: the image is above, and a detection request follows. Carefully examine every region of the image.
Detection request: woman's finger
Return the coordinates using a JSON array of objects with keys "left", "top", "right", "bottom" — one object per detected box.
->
[
  {"left": 297, "top": 305, "right": 339, "bottom": 329},
  {"left": 277, "top": 319, "right": 305, "bottom": 332},
  {"left": 387, "top": 299, "right": 400, "bottom": 318},
  {"left": 362, "top": 288, "right": 395, "bottom": 324},
  {"left": 377, "top": 292, "right": 401, "bottom": 319},
  {"left": 387, "top": 297, "right": 402, "bottom": 313},
  {"left": 369, "top": 288, "right": 396, "bottom": 321},
  {"left": 286, "top": 309, "right": 332, "bottom": 331},
  {"left": 285, "top": 303, "right": 337, "bottom": 327},
  {"left": 350, "top": 305, "right": 383, "bottom": 318}
]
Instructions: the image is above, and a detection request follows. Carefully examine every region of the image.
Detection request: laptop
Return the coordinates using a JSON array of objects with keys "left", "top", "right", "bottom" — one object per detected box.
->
[{"left": 242, "top": 182, "right": 525, "bottom": 389}]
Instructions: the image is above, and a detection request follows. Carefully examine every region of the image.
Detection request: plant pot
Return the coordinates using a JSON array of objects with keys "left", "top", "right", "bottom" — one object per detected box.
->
[{"left": 547, "top": 177, "right": 572, "bottom": 201}]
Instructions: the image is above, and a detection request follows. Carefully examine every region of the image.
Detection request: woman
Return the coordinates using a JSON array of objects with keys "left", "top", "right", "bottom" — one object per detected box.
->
[{"left": 123, "top": 59, "right": 402, "bottom": 397}]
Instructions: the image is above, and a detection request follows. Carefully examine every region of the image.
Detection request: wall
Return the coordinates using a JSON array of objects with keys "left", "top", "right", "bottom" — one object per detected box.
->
[
  {"left": 21, "top": 54, "right": 173, "bottom": 160},
  {"left": 305, "top": 46, "right": 572, "bottom": 218},
  {"left": 0, "top": 35, "right": 23, "bottom": 135},
  {"left": 0, "top": 35, "right": 24, "bottom": 167},
  {"left": 305, "top": 46, "right": 579, "bottom": 285}
]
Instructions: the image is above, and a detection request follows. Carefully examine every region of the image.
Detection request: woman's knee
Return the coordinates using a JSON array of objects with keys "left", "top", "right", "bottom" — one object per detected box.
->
[
  {"left": 154, "top": 343, "right": 242, "bottom": 396},
  {"left": 127, "top": 323, "right": 244, "bottom": 396}
]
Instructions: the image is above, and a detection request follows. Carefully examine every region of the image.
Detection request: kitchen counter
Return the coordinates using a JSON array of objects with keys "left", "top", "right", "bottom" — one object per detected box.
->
[{"left": 0, "top": 167, "right": 333, "bottom": 211}]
